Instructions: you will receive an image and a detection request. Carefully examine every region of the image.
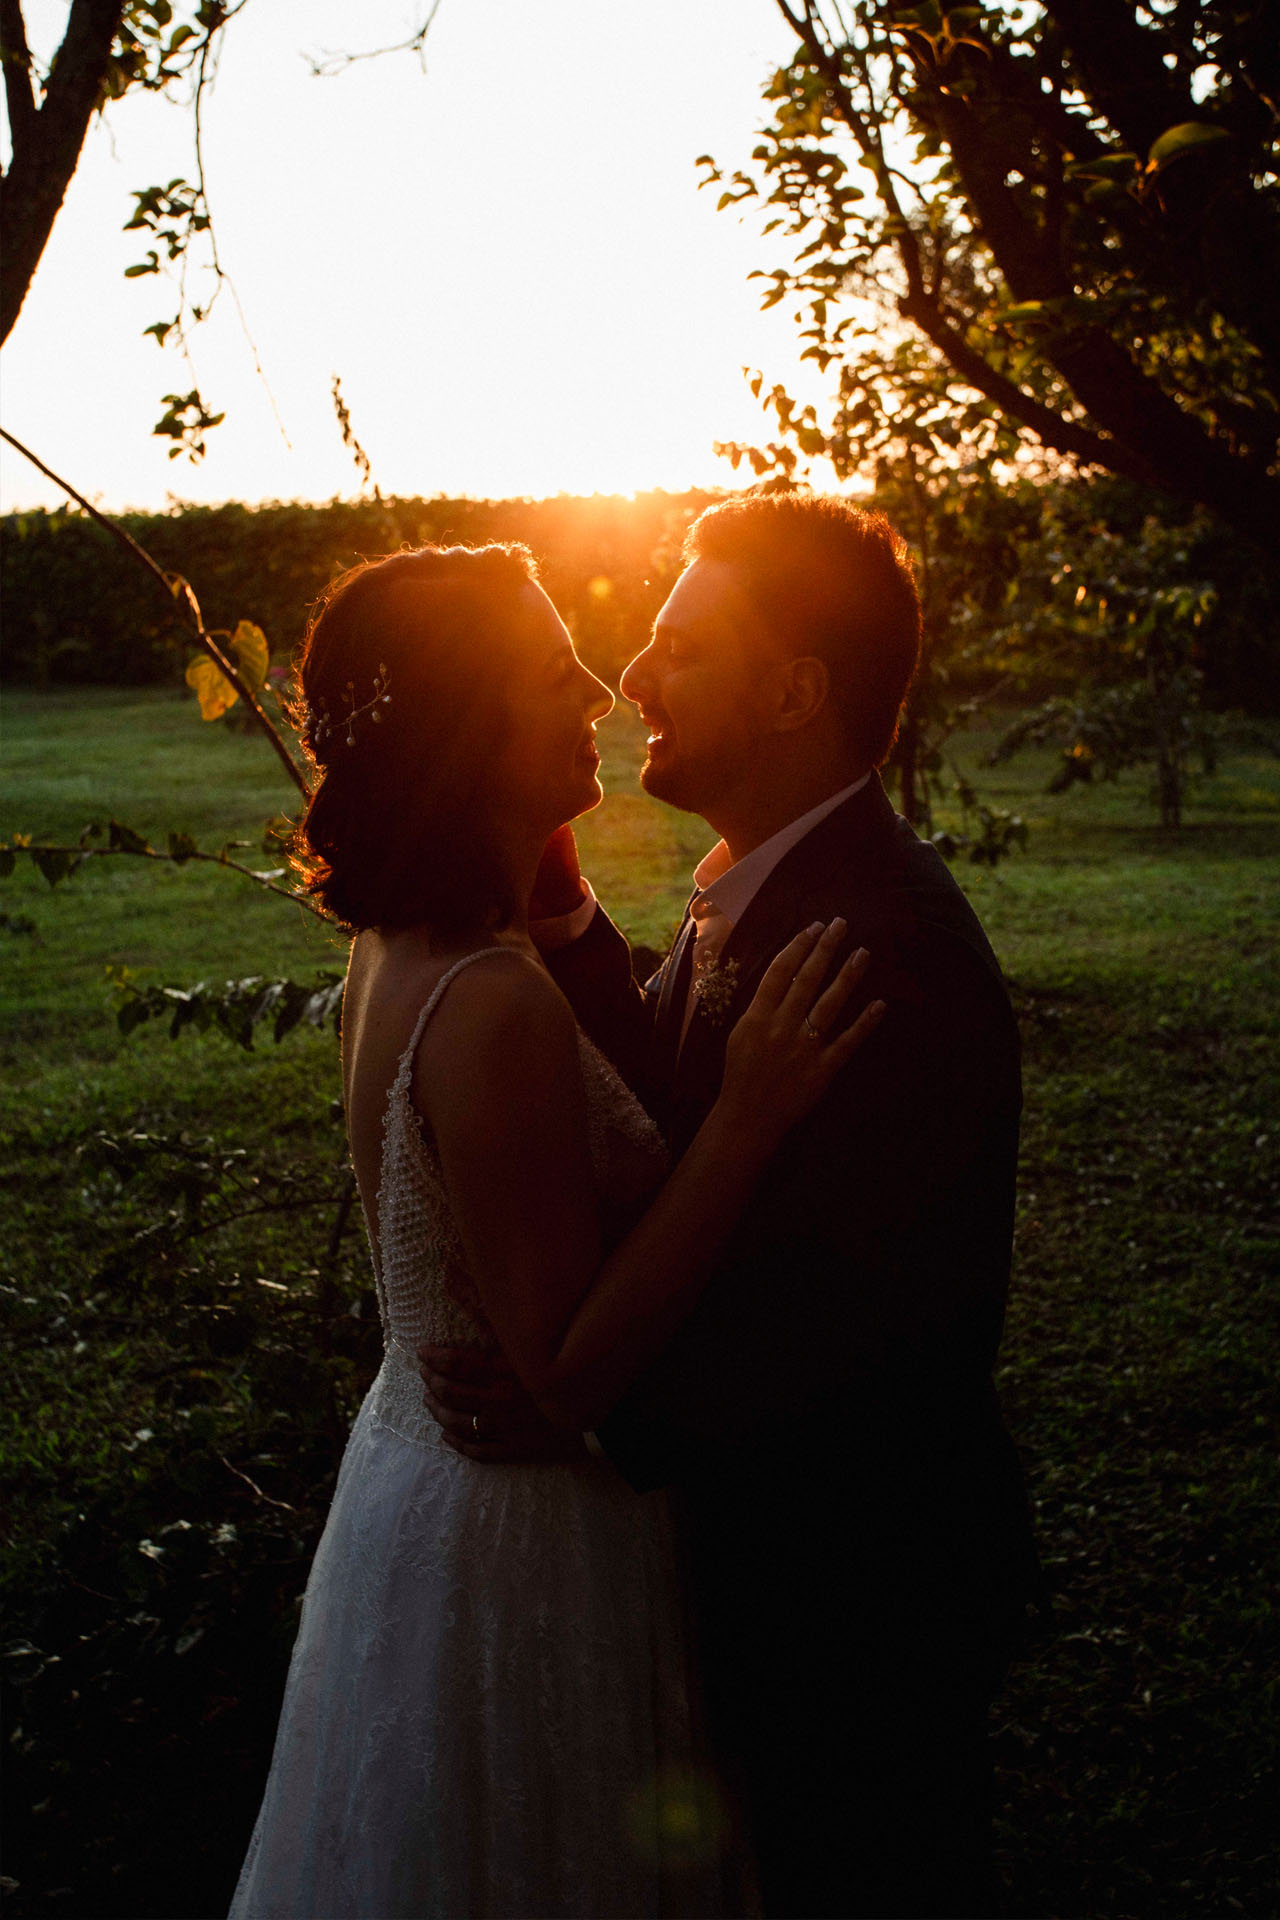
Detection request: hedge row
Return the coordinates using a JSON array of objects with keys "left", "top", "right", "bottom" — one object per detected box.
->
[{"left": 1, "top": 490, "right": 718, "bottom": 690}]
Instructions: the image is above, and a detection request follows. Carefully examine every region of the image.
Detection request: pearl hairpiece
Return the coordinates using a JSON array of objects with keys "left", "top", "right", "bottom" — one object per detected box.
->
[{"left": 310, "top": 664, "right": 392, "bottom": 750}]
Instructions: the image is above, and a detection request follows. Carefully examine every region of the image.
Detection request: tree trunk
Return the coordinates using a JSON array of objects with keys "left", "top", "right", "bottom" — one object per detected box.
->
[
  {"left": 1157, "top": 747, "right": 1183, "bottom": 830},
  {"left": 0, "top": 0, "right": 125, "bottom": 345}
]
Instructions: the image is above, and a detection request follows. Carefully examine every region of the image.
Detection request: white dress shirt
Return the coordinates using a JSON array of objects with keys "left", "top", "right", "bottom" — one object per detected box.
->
[
  {"left": 688, "top": 773, "right": 871, "bottom": 927},
  {"left": 534, "top": 773, "right": 871, "bottom": 957}
]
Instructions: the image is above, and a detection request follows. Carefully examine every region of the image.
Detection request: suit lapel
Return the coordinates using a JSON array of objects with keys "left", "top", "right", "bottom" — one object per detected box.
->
[
  {"left": 648, "top": 906, "right": 697, "bottom": 1108},
  {"left": 669, "top": 776, "right": 902, "bottom": 1150}
]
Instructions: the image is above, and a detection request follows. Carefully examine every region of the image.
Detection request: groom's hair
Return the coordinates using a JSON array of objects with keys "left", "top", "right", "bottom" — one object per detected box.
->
[{"left": 683, "top": 492, "right": 921, "bottom": 769}]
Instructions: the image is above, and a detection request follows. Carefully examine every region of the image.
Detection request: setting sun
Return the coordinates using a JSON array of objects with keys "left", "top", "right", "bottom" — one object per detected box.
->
[{"left": 1, "top": 0, "right": 826, "bottom": 512}]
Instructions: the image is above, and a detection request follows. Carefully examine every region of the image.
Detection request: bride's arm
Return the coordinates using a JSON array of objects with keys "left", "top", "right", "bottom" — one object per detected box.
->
[{"left": 415, "top": 923, "right": 880, "bottom": 1433}]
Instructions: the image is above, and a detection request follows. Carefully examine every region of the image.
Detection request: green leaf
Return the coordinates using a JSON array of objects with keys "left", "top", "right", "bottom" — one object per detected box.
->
[
  {"left": 31, "top": 847, "right": 81, "bottom": 888},
  {"left": 230, "top": 620, "right": 269, "bottom": 694},
  {"left": 117, "top": 998, "right": 156, "bottom": 1037},
  {"left": 305, "top": 980, "right": 345, "bottom": 1033},
  {"left": 272, "top": 984, "right": 311, "bottom": 1043},
  {"left": 165, "top": 989, "right": 211, "bottom": 1040},
  {"left": 216, "top": 1001, "right": 256, "bottom": 1051},
  {"left": 1148, "top": 122, "right": 1231, "bottom": 170},
  {"left": 1000, "top": 301, "right": 1046, "bottom": 325},
  {"left": 185, "top": 652, "right": 239, "bottom": 721},
  {"left": 109, "top": 820, "right": 153, "bottom": 855},
  {"left": 1065, "top": 152, "right": 1138, "bottom": 180}
]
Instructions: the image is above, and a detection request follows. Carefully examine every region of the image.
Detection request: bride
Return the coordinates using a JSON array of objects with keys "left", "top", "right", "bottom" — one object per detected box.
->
[{"left": 229, "top": 542, "right": 883, "bottom": 1920}]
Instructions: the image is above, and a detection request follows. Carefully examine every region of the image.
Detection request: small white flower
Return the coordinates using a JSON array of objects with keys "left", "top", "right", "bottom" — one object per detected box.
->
[{"left": 692, "top": 957, "right": 741, "bottom": 1027}]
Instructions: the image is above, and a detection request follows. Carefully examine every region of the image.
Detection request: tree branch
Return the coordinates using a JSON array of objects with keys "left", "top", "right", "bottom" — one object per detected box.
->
[
  {"left": 908, "top": 56, "right": 1280, "bottom": 519},
  {"left": 11, "top": 839, "right": 329, "bottom": 920},
  {"left": 894, "top": 288, "right": 1159, "bottom": 483},
  {"left": 306, "top": 1, "right": 442, "bottom": 78},
  {"left": 0, "top": 0, "right": 37, "bottom": 154},
  {"left": 0, "top": 427, "right": 308, "bottom": 795}
]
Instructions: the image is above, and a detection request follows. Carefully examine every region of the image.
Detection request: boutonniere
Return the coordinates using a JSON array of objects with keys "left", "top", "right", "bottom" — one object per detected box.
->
[{"left": 692, "top": 955, "right": 741, "bottom": 1027}]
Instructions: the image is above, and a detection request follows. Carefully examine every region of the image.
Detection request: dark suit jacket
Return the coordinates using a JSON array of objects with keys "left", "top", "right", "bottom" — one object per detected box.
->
[{"left": 548, "top": 775, "right": 1038, "bottom": 1745}]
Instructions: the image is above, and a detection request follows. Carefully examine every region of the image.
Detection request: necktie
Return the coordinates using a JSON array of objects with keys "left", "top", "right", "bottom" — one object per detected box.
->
[{"left": 679, "top": 894, "right": 734, "bottom": 1049}]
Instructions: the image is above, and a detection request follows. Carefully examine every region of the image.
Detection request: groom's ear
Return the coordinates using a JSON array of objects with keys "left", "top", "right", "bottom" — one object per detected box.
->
[{"left": 771, "top": 654, "right": 830, "bottom": 733}]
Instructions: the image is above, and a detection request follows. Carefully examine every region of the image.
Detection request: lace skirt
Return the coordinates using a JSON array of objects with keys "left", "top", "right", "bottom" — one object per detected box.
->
[{"left": 229, "top": 1365, "right": 728, "bottom": 1919}]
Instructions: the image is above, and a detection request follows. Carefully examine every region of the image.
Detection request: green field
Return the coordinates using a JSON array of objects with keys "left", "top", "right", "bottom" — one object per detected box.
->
[{"left": 3, "top": 687, "right": 1278, "bottom": 1919}]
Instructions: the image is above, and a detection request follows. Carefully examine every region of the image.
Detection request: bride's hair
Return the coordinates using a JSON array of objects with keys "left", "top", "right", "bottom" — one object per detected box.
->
[{"left": 293, "top": 542, "right": 541, "bottom": 933}]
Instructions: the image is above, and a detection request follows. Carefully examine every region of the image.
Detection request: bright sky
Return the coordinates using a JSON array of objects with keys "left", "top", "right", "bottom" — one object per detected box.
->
[{"left": 0, "top": 0, "right": 833, "bottom": 513}]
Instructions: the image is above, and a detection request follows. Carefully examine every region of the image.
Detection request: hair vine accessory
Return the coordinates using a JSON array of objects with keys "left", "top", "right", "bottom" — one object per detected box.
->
[{"left": 310, "top": 664, "right": 392, "bottom": 751}]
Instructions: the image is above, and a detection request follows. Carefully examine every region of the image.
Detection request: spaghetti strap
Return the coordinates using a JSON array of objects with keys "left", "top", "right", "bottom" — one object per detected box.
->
[
  {"left": 372, "top": 943, "right": 535, "bottom": 1354},
  {"left": 390, "top": 946, "right": 534, "bottom": 1098}
]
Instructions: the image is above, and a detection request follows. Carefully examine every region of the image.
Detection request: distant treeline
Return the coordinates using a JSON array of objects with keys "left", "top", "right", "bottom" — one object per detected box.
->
[
  {"left": 5, "top": 484, "right": 1277, "bottom": 709},
  {"left": 0, "top": 491, "right": 718, "bottom": 691}
]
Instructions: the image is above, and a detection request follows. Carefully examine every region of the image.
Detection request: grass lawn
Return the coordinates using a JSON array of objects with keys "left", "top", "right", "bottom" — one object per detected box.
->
[{"left": 3, "top": 686, "right": 1278, "bottom": 1919}]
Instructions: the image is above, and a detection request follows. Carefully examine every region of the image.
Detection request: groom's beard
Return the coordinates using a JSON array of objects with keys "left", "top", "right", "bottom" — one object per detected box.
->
[{"left": 637, "top": 736, "right": 750, "bottom": 818}]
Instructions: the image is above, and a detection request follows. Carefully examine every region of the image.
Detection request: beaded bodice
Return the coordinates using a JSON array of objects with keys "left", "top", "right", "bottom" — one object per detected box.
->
[{"left": 364, "top": 948, "right": 667, "bottom": 1447}]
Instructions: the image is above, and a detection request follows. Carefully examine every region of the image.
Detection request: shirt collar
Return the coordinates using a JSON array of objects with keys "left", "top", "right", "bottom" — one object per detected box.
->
[{"left": 692, "top": 773, "right": 871, "bottom": 925}]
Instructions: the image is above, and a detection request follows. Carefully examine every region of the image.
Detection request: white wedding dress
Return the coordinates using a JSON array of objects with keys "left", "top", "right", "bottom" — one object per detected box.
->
[{"left": 230, "top": 949, "right": 721, "bottom": 1920}]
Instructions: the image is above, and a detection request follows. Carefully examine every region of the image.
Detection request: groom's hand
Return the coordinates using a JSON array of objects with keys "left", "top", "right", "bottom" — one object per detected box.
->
[{"left": 418, "top": 1342, "right": 589, "bottom": 1463}]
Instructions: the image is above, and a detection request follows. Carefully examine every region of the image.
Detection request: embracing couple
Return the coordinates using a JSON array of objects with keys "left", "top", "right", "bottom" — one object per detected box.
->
[{"left": 230, "top": 493, "right": 1039, "bottom": 1920}]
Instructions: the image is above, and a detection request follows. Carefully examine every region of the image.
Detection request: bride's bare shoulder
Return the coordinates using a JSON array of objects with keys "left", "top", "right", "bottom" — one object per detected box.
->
[
  {"left": 417, "top": 943, "right": 572, "bottom": 1049},
  {"left": 348, "top": 931, "right": 568, "bottom": 1050}
]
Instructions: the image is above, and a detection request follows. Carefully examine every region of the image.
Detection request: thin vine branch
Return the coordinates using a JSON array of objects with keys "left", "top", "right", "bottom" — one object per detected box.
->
[
  {"left": 306, "top": 1, "right": 443, "bottom": 78},
  {"left": 0, "top": 425, "right": 308, "bottom": 797},
  {"left": 186, "top": 7, "right": 290, "bottom": 450},
  {"left": 219, "top": 1455, "right": 298, "bottom": 1511},
  {"left": 8, "top": 838, "right": 330, "bottom": 920}
]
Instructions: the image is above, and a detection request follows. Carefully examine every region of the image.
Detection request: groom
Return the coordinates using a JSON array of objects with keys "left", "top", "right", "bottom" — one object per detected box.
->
[{"left": 424, "top": 493, "right": 1038, "bottom": 1918}]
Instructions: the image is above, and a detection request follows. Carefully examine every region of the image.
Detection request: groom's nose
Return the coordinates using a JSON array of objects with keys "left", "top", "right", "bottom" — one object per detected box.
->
[{"left": 619, "top": 643, "right": 653, "bottom": 707}]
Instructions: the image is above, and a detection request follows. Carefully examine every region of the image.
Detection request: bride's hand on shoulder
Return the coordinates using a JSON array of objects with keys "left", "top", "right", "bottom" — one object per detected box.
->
[{"left": 719, "top": 919, "right": 885, "bottom": 1146}]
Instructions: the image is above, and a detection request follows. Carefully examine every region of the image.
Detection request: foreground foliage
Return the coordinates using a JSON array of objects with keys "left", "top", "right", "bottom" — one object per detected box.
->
[
  {"left": 724, "top": 0, "right": 1280, "bottom": 546},
  {"left": 2, "top": 694, "right": 1278, "bottom": 1918}
]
